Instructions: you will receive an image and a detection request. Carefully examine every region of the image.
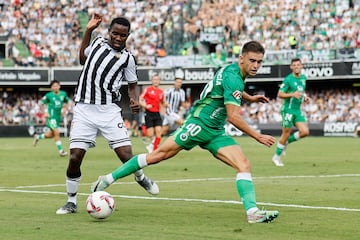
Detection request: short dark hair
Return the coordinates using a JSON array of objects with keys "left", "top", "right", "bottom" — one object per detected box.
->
[
  {"left": 50, "top": 79, "right": 60, "bottom": 87},
  {"left": 291, "top": 58, "right": 301, "bottom": 64},
  {"left": 110, "top": 17, "right": 131, "bottom": 32},
  {"left": 242, "top": 41, "right": 265, "bottom": 55}
]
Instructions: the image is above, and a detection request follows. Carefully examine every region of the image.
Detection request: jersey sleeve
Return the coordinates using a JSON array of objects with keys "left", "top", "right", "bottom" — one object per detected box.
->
[
  {"left": 41, "top": 93, "right": 49, "bottom": 105},
  {"left": 140, "top": 87, "right": 148, "bottom": 100},
  {"left": 180, "top": 89, "right": 186, "bottom": 102},
  {"left": 85, "top": 36, "right": 103, "bottom": 57},
  {"left": 278, "top": 76, "right": 290, "bottom": 93},
  {"left": 63, "top": 91, "right": 70, "bottom": 103},
  {"left": 124, "top": 54, "right": 138, "bottom": 83},
  {"left": 222, "top": 69, "right": 242, "bottom": 106}
]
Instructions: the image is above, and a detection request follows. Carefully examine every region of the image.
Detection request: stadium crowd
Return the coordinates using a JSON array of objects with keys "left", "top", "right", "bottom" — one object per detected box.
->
[
  {"left": 0, "top": 0, "right": 359, "bottom": 67},
  {"left": 1, "top": 88, "right": 359, "bottom": 127}
]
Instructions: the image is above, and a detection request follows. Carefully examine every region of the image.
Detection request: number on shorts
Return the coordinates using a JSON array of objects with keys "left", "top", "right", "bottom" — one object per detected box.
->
[
  {"left": 185, "top": 123, "right": 202, "bottom": 136},
  {"left": 284, "top": 113, "right": 293, "bottom": 121}
]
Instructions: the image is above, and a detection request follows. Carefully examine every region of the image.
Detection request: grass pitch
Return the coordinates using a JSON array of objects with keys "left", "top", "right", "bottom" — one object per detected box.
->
[{"left": 0, "top": 136, "right": 359, "bottom": 240}]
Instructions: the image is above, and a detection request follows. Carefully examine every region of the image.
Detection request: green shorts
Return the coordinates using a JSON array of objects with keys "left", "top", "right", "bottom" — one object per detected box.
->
[
  {"left": 172, "top": 117, "right": 238, "bottom": 156},
  {"left": 281, "top": 109, "right": 307, "bottom": 128},
  {"left": 47, "top": 118, "right": 60, "bottom": 130}
]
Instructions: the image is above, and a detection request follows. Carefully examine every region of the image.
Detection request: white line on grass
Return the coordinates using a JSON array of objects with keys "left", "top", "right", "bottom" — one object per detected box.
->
[
  {"left": 12, "top": 173, "right": 360, "bottom": 189},
  {"left": 1, "top": 173, "right": 359, "bottom": 213},
  {"left": 0, "top": 188, "right": 359, "bottom": 212}
]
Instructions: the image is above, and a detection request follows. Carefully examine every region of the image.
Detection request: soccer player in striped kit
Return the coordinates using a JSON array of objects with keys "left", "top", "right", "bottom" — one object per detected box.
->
[
  {"left": 56, "top": 13, "right": 159, "bottom": 215},
  {"left": 161, "top": 77, "right": 187, "bottom": 136}
]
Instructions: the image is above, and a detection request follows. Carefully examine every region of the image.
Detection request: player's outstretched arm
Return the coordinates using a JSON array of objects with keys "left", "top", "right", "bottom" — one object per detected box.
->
[
  {"left": 243, "top": 91, "right": 270, "bottom": 103},
  {"left": 226, "top": 103, "right": 275, "bottom": 147},
  {"left": 79, "top": 13, "right": 103, "bottom": 65}
]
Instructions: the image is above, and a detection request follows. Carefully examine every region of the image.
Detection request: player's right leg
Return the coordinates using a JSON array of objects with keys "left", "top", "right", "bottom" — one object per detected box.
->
[
  {"left": 56, "top": 148, "right": 86, "bottom": 214},
  {"left": 56, "top": 103, "right": 96, "bottom": 214}
]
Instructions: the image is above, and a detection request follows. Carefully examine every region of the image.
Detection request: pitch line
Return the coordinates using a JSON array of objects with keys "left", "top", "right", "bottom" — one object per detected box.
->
[
  {"left": 11, "top": 173, "right": 360, "bottom": 189},
  {"left": 0, "top": 187, "right": 359, "bottom": 213}
]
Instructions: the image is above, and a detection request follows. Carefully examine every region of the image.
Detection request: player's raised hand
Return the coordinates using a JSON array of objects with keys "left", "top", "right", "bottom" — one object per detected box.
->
[{"left": 87, "top": 13, "right": 103, "bottom": 30}]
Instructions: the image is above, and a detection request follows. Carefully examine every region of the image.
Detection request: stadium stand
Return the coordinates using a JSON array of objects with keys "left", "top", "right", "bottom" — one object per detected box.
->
[
  {"left": 0, "top": 0, "right": 359, "bottom": 67},
  {"left": 0, "top": 0, "right": 359, "bottom": 137}
]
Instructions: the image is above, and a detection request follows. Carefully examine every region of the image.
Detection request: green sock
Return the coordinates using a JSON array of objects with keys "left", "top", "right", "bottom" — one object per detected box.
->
[
  {"left": 56, "top": 141, "right": 63, "bottom": 152},
  {"left": 275, "top": 143, "right": 285, "bottom": 156},
  {"left": 112, "top": 156, "right": 141, "bottom": 181},
  {"left": 236, "top": 179, "right": 257, "bottom": 211},
  {"left": 288, "top": 131, "right": 300, "bottom": 144},
  {"left": 38, "top": 134, "right": 45, "bottom": 139}
]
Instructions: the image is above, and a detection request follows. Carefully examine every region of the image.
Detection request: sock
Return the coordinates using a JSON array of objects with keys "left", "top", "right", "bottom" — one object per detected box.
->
[
  {"left": 56, "top": 140, "right": 64, "bottom": 152},
  {"left": 236, "top": 172, "right": 257, "bottom": 212},
  {"left": 275, "top": 142, "right": 285, "bottom": 156},
  {"left": 134, "top": 168, "right": 145, "bottom": 181},
  {"left": 105, "top": 173, "right": 114, "bottom": 184},
  {"left": 38, "top": 134, "right": 45, "bottom": 139},
  {"left": 111, "top": 154, "right": 147, "bottom": 181},
  {"left": 66, "top": 176, "right": 81, "bottom": 205},
  {"left": 153, "top": 136, "right": 161, "bottom": 150},
  {"left": 141, "top": 125, "right": 147, "bottom": 136},
  {"left": 287, "top": 131, "right": 300, "bottom": 144}
]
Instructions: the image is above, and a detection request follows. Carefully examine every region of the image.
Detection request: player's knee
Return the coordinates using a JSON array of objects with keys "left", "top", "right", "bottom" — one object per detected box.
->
[
  {"left": 300, "top": 128, "right": 310, "bottom": 137},
  {"left": 114, "top": 146, "right": 133, "bottom": 163}
]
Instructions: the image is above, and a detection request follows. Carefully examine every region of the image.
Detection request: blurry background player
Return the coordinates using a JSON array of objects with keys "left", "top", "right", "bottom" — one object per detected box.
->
[
  {"left": 272, "top": 58, "right": 310, "bottom": 167},
  {"left": 139, "top": 73, "right": 167, "bottom": 152},
  {"left": 162, "top": 77, "right": 187, "bottom": 136},
  {"left": 33, "top": 79, "right": 69, "bottom": 157}
]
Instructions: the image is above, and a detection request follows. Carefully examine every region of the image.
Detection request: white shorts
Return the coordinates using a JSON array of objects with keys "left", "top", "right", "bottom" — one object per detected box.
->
[
  {"left": 70, "top": 103, "right": 131, "bottom": 150},
  {"left": 163, "top": 112, "right": 182, "bottom": 130}
]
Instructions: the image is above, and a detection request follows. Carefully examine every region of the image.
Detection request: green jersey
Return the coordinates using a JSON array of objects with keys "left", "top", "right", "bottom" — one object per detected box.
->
[
  {"left": 188, "top": 63, "right": 244, "bottom": 129},
  {"left": 41, "top": 90, "right": 69, "bottom": 121},
  {"left": 279, "top": 73, "right": 306, "bottom": 111}
]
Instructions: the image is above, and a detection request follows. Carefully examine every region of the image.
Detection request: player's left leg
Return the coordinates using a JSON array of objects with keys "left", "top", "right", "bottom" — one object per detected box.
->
[
  {"left": 288, "top": 121, "right": 309, "bottom": 144},
  {"left": 153, "top": 125, "right": 162, "bottom": 150},
  {"left": 91, "top": 137, "right": 183, "bottom": 193},
  {"left": 53, "top": 128, "right": 67, "bottom": 157},
  {"left": 101, "top": 108, "right": 159, "bottom": 195},
  {"left": 272, "top": 127, "right": 291, "bottom": 166},
  {"left": 215, "top": 142, "right": 279, "bottom": 223}
]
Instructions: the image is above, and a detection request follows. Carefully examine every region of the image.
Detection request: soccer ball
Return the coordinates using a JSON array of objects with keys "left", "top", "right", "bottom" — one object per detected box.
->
[{"left": 86, "top": 191, "right": 115, "bottom": 219}]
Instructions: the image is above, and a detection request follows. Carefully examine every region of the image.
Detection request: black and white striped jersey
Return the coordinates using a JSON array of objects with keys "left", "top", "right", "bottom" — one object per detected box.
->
[
  {"left": 74, "top": 36, "right": 137, "bottom": 105},
  {"left": 164, "top": 87, "right": 186, "bottom": 114}
]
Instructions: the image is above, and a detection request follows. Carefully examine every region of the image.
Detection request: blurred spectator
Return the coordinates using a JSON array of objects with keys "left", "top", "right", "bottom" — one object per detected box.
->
[
  {"left": 0, "top": 0, "right": 359, "bottom": 67},
  {"left": 0, "top": 88, "right": 359, "bottom": 127}
]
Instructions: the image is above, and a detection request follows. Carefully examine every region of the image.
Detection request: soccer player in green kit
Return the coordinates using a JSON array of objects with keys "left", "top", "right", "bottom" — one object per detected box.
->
[
  {"left": 272, "top": 58, "right": 310, "bottom": 167},
  {"left": 91, "top": 41, "right": 279, "bottom": 223},
  {"left": 33, "top": 79, "right": 69, "bottom": 157}
]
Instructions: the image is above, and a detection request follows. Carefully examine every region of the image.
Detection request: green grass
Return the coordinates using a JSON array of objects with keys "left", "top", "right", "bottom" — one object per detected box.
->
[{"left": 0, "top": 136, "right": 359, "bottom": 240}]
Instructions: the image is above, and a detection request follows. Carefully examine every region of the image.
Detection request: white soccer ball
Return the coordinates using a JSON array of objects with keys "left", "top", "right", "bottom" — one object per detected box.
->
[{"left": 86, "top": 191, "right": 115, "bottom": 219}]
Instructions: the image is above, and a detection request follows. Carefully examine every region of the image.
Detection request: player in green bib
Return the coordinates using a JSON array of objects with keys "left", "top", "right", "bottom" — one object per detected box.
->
[
  {"left": 272, "top": 58, "right": 310, "bottom": 166},
  {"left": 33, "top": 80, "right": 70, "bottom": 157},
  {"left": 91, "top": 41, "right": 280, "bottom": 223}
]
